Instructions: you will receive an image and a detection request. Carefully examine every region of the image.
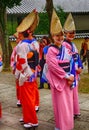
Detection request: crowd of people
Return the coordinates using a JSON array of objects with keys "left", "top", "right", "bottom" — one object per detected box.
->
[{"left": 0, "top": 8, "right": 86, "bottom": 130}]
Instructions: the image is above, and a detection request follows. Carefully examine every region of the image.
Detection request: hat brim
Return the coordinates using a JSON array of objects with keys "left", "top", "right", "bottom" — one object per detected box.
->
[{"left": 17, "top": 11, "right": 37, "bottom": 32}]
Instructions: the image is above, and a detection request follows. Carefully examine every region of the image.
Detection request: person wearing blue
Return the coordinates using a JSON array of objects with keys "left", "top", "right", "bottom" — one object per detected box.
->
[
  {"left": 39, "top": 36, "right": 51, "bottom": 89},
  {"left": 46, "top": 9, "right": 75, "bottom": 130},
  {"left": 63, "top": 13, "right": 83, "bottom": 119},
  {"left": 15, "top": 9, "right": 39, "bottom": 128}
]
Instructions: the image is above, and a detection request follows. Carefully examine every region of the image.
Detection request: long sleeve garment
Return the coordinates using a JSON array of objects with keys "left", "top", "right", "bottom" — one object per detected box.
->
[
  {"left": 46, "top": 45, "right": 74, "bottom": 130},
  {"left": 63, "top": 40, "right": 82, "bottom": 115},
  {"left": 15, "top": 38, "right": 39, "bottom": 124}
]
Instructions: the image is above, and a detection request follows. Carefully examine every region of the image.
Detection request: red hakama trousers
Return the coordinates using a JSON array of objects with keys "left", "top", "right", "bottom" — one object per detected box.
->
[
  {"left": 20, "top": 81, "right": 38, "bottom": 124},
  {"left": 16, "top": 81, "right": 21, "bottom": 101},
  {"left": 34, "top": 80, "right": 39, "bottom": 107}
]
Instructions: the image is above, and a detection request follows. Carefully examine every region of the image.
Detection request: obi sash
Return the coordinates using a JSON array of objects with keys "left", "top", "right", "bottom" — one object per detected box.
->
[
  {"left": 58, "top": 61, "right": 70, "bottom": 73},
  {"left": 56, "top": 45, "right": 70, "bottom": 73},
  {"left": 21, "top": 39, "right": 39, "bottom": 70},
  {"left": 49, "top": 44, "right": 71, "bottom": 73}
]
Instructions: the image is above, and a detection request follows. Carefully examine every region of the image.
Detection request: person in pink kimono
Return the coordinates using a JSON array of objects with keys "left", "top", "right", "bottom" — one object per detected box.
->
[
  {"left": 46, "top": 9, "right": 75, "bottom": 130},
  {"left": 63, "top": 13, "right": 83, "bottom": 119}
]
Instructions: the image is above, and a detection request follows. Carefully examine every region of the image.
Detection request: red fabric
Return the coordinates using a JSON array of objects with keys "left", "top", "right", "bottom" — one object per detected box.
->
[
  {"left": 39, "top": 44, "right": 44, "bottom": 60},
  {"left": 16, "top": 81, "right": 21, "bottom": 101},
  {"left": 20, "top": 81, "right": 38, "bottom": 124},
  {"left": 16, "top": 55, "right": 26, "bottom": 70},
  {"left": 34, "top": 80, "right": 39, "bottom": 106}
]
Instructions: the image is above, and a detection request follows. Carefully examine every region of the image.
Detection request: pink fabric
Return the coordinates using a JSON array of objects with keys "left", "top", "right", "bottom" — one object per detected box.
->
[
  {"left": 46, "top": 47, "right": 74, "bottom": 130},
  {"left": 73, "top": 85, "right": 80, "bottom": 115},
  {"left": 46, "top": 47, "right": 67, "bottom": 92},
  {"left": 0, "top": 55, "right": 2, "bottom": 62}
]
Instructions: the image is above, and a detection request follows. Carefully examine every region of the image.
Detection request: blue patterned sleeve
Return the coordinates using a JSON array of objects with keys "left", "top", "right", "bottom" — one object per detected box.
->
[
  {"left": 78, "top": 54, "right": 83, "bottom": 69},
  {"left": 70, "top": 57, "right": 76, "bottom": 88}
]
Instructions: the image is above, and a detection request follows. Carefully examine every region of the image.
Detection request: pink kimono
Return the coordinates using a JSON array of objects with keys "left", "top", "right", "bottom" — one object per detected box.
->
[
  {"left": 46, "top": 45, "right": 74, "bottom": 130},
  {"left": 63, "top": 40, "right": 82, "bottom": 115}
]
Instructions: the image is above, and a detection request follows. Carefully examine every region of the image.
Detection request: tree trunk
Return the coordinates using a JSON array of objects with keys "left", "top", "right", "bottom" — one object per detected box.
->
[
  {"left": 45, "top": 0, "right": 53, "bottom": 38},
  {"left": 0, "top": 7, "right": 10, "bottom": 71}
]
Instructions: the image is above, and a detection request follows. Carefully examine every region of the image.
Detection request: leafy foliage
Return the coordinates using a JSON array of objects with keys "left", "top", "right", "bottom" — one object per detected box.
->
[
  {"left": 0, "top": 0, "right": 22, "bottom": 70},
  {"left": 35, "top": 12, "right": 50, "bottom": 34},
  {"left": 7, "top": 8, "right": 67, "bottom": 35},
  {"left": 0, "top": 0, "right": 22, "bottom": 8},
  {"left": 56, "top": 6, "right": 67, "bottom": 26}
]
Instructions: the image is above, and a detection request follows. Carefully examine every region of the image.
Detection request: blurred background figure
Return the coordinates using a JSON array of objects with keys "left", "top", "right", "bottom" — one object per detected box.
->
[
  {"left": 80, "top": 37, "right": 89, "bottom": 63},
  {"left": 39, "top": 36, "right": 50, "bottom": 89}
]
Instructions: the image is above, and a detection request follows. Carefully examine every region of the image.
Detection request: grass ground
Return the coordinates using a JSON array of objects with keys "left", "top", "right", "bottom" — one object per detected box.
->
[{"left": 79, "top": 73, "right": 89, "bottom": 93}]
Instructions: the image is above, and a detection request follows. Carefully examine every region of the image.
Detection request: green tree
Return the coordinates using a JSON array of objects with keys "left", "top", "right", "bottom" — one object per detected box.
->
[
  {"left": 0, "top": 0, "right": 21, "bottom": 71},
  {"left": 45, "top": 0, "right": 66, "bottom": 38},
  {"left": 35, "top": 12, "right": 49, "bottom": 34},
  {"left": 56, "top": 6, "right": 67, "bottom": 26}
]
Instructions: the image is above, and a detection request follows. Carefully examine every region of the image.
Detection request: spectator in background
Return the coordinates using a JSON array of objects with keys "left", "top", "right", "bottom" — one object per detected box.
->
[
  {"left": 39, "top": 36, "right": 51, "bottom": 89},
  {"left": 80, "top": 37, "right": 89, "bottom": 63}
]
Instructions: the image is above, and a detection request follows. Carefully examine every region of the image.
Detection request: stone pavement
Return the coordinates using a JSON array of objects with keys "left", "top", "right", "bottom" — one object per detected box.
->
[{"left": 0, "top": 72, "right": 89, "bottom": 130}]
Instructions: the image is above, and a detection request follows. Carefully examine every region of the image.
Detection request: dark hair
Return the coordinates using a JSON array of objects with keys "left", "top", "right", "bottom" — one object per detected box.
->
[
  {"left": 22, "top": 30, "right": 29, "bottom": 38},
  {"left": 84, "top": 37, "right": 89, "bottom": 40},
  {"left": 42, "top": 36, "right": 50, "bottom": 45}
]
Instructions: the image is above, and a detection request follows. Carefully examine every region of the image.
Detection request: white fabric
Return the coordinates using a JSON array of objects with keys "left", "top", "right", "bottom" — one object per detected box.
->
[{"left": 55, "top": 127, "right": 60, "bottom": 130}]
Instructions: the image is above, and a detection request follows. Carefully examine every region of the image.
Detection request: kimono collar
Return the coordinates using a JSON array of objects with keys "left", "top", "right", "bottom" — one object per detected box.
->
[
  {"left": 64, "top": 39, "right": 75, "bottom": 52},
  {"left": 22, "top": 38, "right": 36, "bottom": 44},
  {"left": 64, "top": 39, "right": 72, "bottom": 46},
  {"left": 50, "top": 44, "right": 64, "bottom": 60}
]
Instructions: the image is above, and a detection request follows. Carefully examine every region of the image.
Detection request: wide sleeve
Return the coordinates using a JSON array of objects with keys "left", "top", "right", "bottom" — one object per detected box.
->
[
  {"left": 15, "top": 43, "right": 33, "bottom": 79},
  {"left": 46, "top": 47, "right": 66, "bottom": 79}
]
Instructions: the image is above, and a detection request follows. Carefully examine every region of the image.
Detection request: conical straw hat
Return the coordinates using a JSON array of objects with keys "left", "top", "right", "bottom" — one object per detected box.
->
[
  {"left": 17, "top": 9, "right": 39, "bottom": 32},
  {"left": 30, "top": 14, "right": 39, "bottom": 32},
  {"left": 50, "top": 9, "right": 62, "bottom": 35},
  {"left": 63, "top": 13, "right": 75, "bottom": 32}
]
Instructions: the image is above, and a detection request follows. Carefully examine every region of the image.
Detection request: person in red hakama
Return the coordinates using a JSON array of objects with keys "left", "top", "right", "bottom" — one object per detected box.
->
[{"left": 15, "top": 10, "right": 39, "bottom": 128}]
